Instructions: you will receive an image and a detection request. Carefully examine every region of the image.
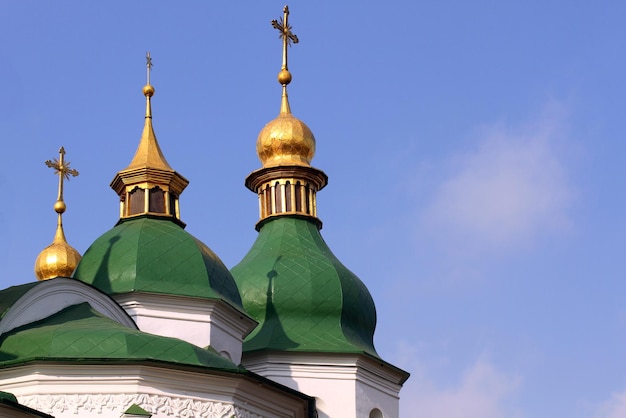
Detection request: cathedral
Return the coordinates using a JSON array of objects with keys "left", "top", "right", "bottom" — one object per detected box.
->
[{"left": 0, "top": 7, "right": 408, "bottom": 418}]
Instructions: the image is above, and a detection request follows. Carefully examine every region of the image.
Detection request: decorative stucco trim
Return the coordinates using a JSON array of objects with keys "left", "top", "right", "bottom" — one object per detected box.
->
[{"left": 20, "top": 393, "right": 262, "bottom": 418}]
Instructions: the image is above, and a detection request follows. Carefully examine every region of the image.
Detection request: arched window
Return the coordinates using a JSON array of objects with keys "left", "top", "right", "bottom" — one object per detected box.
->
[
  {"left": 149, "top": 186, "right": 165, "bottom": 213},
  {"left": 169, "top": 193, "right": 177, "bottom": 216},
  {"left": 128, "top": 187, "right": 145, "bottom": 215},
  {"left": 304, "top": 184, "right": 311, "bottom": 214},
  {"left": 295, "top": 181, "right": 302, "bottom": 212},
  {"left": 264, "top": 184, "right": 271, "bottom": 217},
  {"left": 285, "top": 181, "right": 292, "bottom": 212},
  {"left": 369, "top": 408, "right": 383, "bottom": 418},
  {"left": 274, "top": 181, "right": 283, "bottom": 213}
]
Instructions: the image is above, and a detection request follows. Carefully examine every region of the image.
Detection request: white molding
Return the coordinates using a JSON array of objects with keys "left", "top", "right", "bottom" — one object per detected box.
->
[
  {"left": 0, "top": 278, "right": 136, "bottom": 335},
  {"left": 244, "top": 352, "right": 407, "bottom": 389}
]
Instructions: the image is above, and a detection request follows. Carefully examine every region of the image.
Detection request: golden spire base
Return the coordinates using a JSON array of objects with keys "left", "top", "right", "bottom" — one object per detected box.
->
[{"left": 110, "top": 53, "right": 189, "bottom": 223}]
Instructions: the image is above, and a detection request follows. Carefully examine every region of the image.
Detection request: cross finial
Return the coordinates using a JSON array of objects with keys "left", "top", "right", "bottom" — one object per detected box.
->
[
  {"left": 271, "top": 5, "right": 299, "bottom": 72},
  {"left": 45, "top": 147, "right": 79, "bottom": 211},
  {"left": 146, "top": 51, "right": 153, "bottom": 85}
]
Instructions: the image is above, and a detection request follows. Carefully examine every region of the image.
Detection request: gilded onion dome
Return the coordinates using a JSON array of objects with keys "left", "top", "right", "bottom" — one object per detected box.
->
[
  {"left": 34, "top": 216, "right": 82, "bottom": 281},
  {"left": 256, "top": 83, "right": 316, "bottom": 168},
  {"left": 34, "top": 147, "right": 81, "bottom": 281}
]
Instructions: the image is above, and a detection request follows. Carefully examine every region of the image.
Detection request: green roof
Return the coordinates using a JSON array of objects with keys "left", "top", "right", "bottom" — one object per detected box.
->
[
  {"left": 0, "top": 391, "right": 18, "bottom": 403},
  {"left": 0, "top": 302, "right": 240, "bottom": 371},
  {"left": 231, "top": 216, "right": 378, "bottom": 357},
  {"left": 124, "top": 404, "right": 151, "bottom": 416},
  {"left": 73, "top": 216, "right": 242, "bottom": 308},
  {"left": 0, "top": 283, "right": 38, "bottom": 319}
]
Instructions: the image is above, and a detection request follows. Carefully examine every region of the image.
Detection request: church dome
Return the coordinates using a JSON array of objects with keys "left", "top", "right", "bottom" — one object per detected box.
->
[
  {"left": 256, "top": 112, "right": 315, "bottom": 168},
  {"left": 73, "top": 216, "right": 243, "bottom": 308},
  {"left": 34, "top": 236, "right": 81, "bottom": 281},
  {"left": 231, "top": 216, "right": 379, "bottom": 357},
  {"left": 235, "top": 7, "right": 378, "bottom": 357},
  {"left": 72, "top": 61, "right": 243, "bottom": 309}
]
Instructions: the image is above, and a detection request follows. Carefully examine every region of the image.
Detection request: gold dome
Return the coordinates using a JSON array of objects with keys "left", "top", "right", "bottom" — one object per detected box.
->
[
  {"left": 257, "top": 111, "right": 315, "bottom": 168},
  {"left": 35, "top": 217, "right": 81, "bottom": 281}
]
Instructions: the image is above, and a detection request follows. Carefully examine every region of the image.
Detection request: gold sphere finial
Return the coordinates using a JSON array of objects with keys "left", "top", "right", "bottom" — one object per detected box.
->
[
  {"left": 278, "top": 69, "right": 292, "bottom": 85},
  {"left": 143, "top": 84, "right": 155, "bottom": 97},
  {"left": 54, "top": 200, "right": 66, "bottom": 214}
]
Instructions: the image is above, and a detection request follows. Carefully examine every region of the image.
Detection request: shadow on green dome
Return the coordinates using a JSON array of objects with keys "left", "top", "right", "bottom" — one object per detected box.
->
[
  {"left": 73, "top": 215, "right": 242, "bottom": 308},
  {"left": 231, "top": 216, "right": 378, "bottom": 357}
]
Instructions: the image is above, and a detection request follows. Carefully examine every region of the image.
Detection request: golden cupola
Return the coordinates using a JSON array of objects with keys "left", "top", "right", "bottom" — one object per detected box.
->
[
  {"left": 256, "top": 75, "right": 315, "bottom": 168},
  {"left": 246, "top": 6, "right": 327, "bottom": 229},
  {"left": 34, "top": 147, "right": 81, "bottom": 280},
  {"left": 110, "top": 52, "right": 189, "bottom": 224}
]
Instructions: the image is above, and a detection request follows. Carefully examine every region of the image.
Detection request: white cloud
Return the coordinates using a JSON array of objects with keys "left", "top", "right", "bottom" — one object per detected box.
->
[
  {"left": 595, "top": 391, "right": 626, "bottom": 418},
  {"left": 395, "top": 343, "right": 523, "bottom": 418},
  {"left": 418, "top": 103, "right": 575, "bottom": 258}
]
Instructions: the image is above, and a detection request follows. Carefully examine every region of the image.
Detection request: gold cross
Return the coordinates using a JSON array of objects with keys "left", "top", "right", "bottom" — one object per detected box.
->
[
  {"left": 146, "top": 51, "right": 153, "bottom": 85},
  {"left": 271, "top": 5, "right": 299, "bottom": 71},
  {"left": 45, "top": 147, "right": 79, "bottom": 203}
]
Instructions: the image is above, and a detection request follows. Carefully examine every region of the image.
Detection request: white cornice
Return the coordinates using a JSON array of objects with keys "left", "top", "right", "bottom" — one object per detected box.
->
[
  {"left": 244, "top": 352, "right": 408, "bottom": 384},
  {"left": 1, "top": 364, "right": 310, "bottom": 418},
  {"left": 243, "top": 351, "right": 406, "bottom": 397}
]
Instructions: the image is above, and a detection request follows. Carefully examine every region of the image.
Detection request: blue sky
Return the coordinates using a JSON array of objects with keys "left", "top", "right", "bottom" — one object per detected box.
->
[{"left": 1, "top": 2, "right": 626, "bottom": 417}]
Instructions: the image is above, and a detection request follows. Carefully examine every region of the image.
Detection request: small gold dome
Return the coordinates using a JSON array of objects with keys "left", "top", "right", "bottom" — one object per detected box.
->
[
  {"left": 34, "top": 236, "right": 81, "bottom": 281},
  {"left": 257, "top": 112, "right": 316, "bottom": 168}
]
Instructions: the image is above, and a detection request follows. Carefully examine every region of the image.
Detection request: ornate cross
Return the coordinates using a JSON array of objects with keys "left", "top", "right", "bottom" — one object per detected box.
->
[
  {"left": 271, "top": 5, "right": 299, "bottom": 71},
  {"left": 45, "top": 147, "right": 79, "bottom": 203},
  {"left": 146, "top": 51, "right": 153, "bottom": 85}
]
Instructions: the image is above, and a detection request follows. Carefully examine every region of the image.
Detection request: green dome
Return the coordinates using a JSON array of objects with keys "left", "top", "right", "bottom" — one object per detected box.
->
[
  {"left": 73, "top": 216, "right": 242, "bottom": 308},
  {"left": 231, "top": 216, "right": 378, "bottom": 357},
  {"left": 0, "top": 303, "right": 240, "bottom": 371}
]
